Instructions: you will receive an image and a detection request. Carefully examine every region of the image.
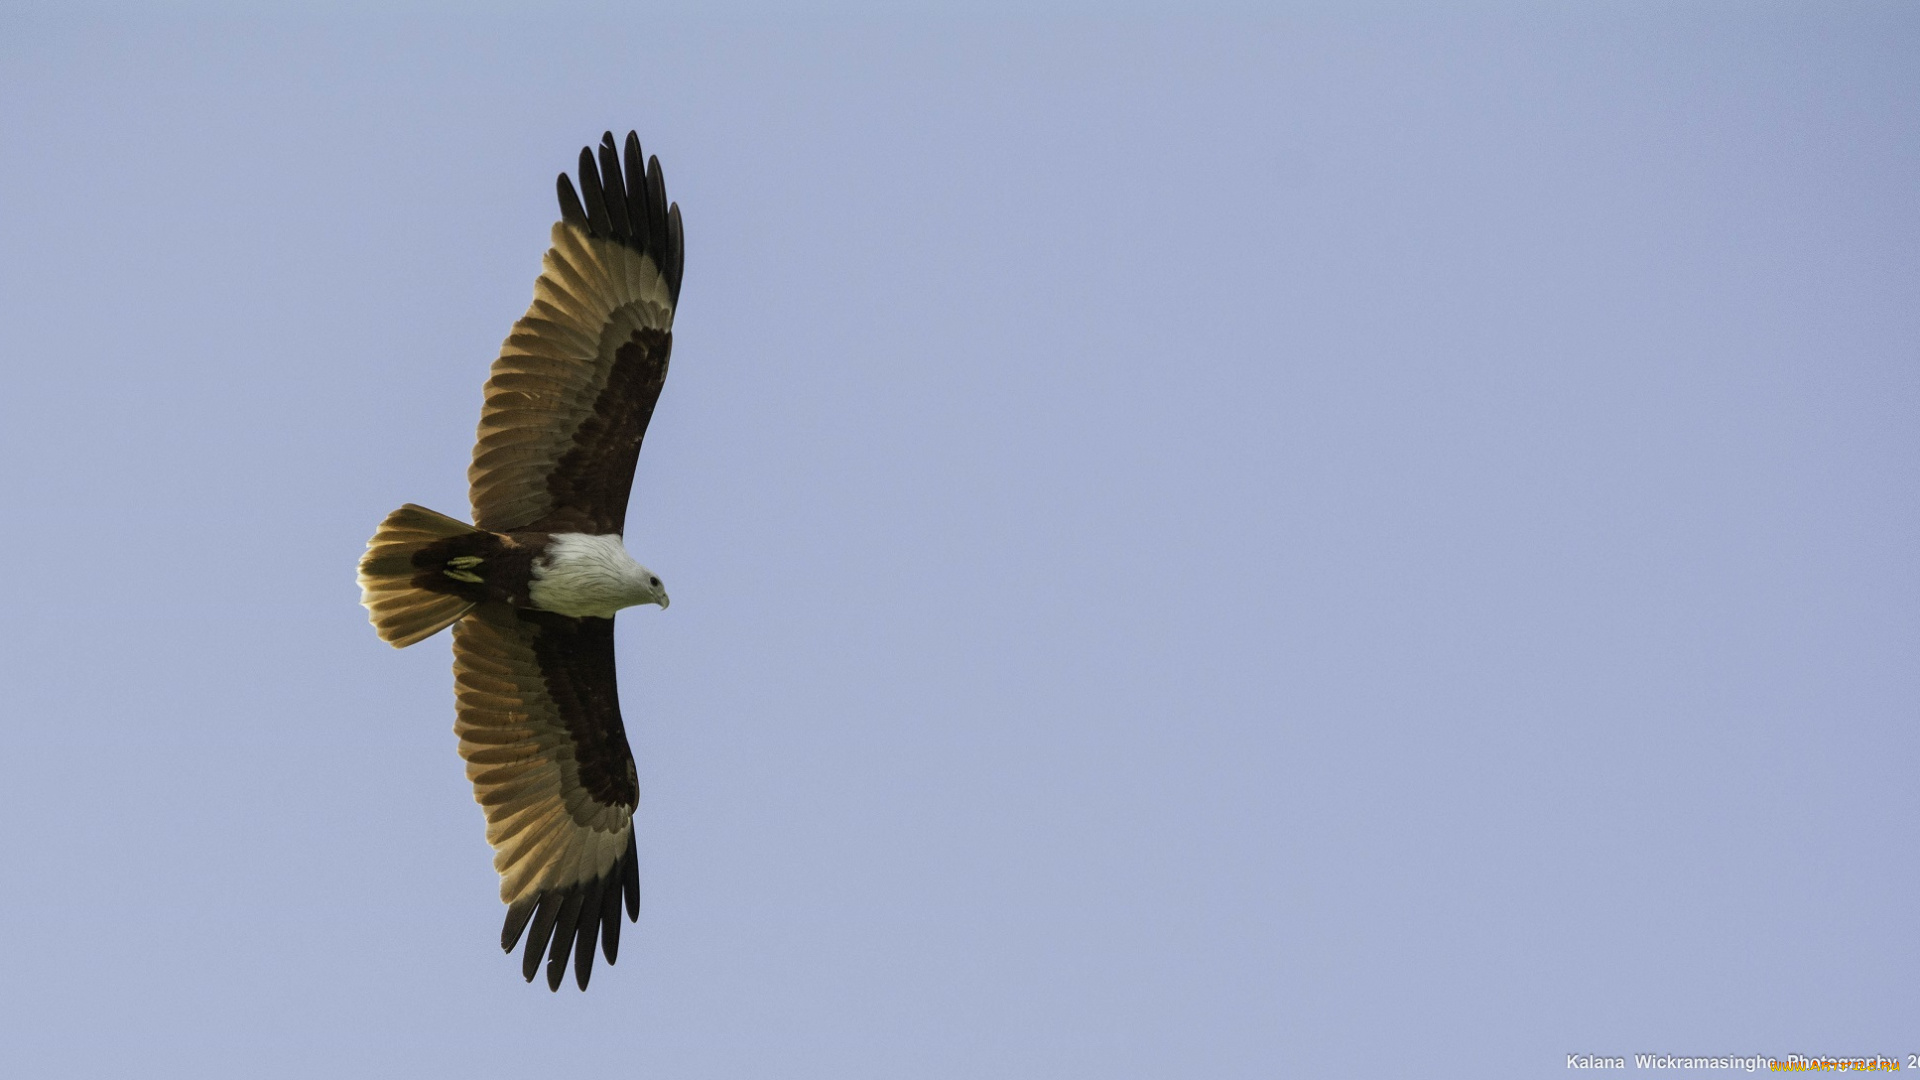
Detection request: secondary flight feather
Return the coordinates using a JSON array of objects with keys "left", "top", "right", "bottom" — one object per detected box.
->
[{"left": 357, "top": 131, "right": 683, "bottom": 991}]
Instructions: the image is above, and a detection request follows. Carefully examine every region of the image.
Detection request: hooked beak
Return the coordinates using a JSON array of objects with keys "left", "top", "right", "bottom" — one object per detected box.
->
[{"left": 657, "top": 592, "right": 670, "bottom": 610}]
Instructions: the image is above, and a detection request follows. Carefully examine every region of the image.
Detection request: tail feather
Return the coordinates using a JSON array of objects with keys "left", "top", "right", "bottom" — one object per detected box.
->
[{"left": 360, "top": 503, "right": 481, "bottom": 647}]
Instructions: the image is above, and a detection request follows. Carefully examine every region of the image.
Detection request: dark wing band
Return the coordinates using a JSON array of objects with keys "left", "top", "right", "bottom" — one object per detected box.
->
[
  {"left": 469, "top": 131, "right": 682, "bottom": 535},
  {"left": 452, "top": 604, "right": 641, "bottom": 990}
]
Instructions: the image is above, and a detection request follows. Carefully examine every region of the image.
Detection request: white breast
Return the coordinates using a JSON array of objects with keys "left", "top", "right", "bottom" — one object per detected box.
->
[{"left": 528, "top": 533, "right": 651, "bottom": 618}]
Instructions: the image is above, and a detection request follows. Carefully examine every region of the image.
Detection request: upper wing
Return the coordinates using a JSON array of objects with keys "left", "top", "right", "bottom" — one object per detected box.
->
[
  {"left": 469, "top": 131, "right": 684, "bottom": 535},
  {"left": 452, "top": 603, "right": 642, "bottom": 990}
]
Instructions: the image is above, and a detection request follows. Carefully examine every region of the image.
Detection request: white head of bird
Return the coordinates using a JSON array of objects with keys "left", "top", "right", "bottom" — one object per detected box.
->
[{"left": 528, "top": 533, "right": 670, "bottom": 619}]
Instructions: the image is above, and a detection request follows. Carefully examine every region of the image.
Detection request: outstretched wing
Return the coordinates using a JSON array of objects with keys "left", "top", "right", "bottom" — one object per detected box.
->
[
  {"left": 469, "top": 131, "right": 684, "bottom": 535},
  {"left": 452, "top": 603, "right": 642, "bottom": 990}
]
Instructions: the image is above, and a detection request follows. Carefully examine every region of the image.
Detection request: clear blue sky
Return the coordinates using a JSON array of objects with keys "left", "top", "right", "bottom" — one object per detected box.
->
[{"left": 2, "top": 4, "right": 1915, "bottom": 1077}]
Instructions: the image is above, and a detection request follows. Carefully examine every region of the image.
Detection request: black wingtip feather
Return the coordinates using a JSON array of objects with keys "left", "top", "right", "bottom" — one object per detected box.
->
[
  {"left": 577, "top": 148, "right": 612, "bottom": 238},
  {"left": 573, "top": 877, "right": 606, "bottom": 990},
  {"left": 622, "top": 132, "right": 650, "bottom": 254},
  {"left": 622, "top": 829, "right": 641, "bottom": 921},
  {"left": 557, "top": 175, "right": 588, "bottom": 230},
  {"left": 666, "top": 203, "right": 684, "bottom": 305},
  {"left": 522, "top": 890, "right": 562, "bottom": 982},
  {"left": 597, "top": 138, "right": 631, "bottom": 240},
  {"left": 645, "top": 156, "right": 669, "bottom": 262},
  {"left": 545, "top": 889, "right": 586, "bottom": 991},
  {"left": 600, "top": 872, "right": 624, "bottom": 964},
  {"left": 501, "top": 899, "right": 537, "bottom": 953},
  {"left": 622, "top": 133, "right": 648, "bottom": 237}
]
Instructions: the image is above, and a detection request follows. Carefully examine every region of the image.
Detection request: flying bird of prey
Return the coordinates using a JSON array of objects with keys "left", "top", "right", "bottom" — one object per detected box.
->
[{"left": 357, "top": 131, "right": 683, "bottom": 991}]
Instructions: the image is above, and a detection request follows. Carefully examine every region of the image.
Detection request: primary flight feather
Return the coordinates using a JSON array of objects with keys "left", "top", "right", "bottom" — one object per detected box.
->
[{"left": 357, "top": 131, "right": 683, "bottom": 991}]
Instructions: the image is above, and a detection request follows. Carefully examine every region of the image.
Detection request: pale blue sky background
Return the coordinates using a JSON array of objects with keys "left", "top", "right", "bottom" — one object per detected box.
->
[{"left": 2, "top": 4, "right": 1915, "bottom": 1077}]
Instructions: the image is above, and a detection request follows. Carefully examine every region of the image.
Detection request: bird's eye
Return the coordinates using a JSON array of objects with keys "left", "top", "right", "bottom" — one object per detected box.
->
[{"left": 650, "top": 577, "right": 661, "bottom": 587}]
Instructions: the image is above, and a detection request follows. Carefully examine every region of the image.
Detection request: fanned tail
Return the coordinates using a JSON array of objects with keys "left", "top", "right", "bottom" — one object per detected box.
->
[{"left": 359, "top": 503, "right": 481, "bottom": 647}]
